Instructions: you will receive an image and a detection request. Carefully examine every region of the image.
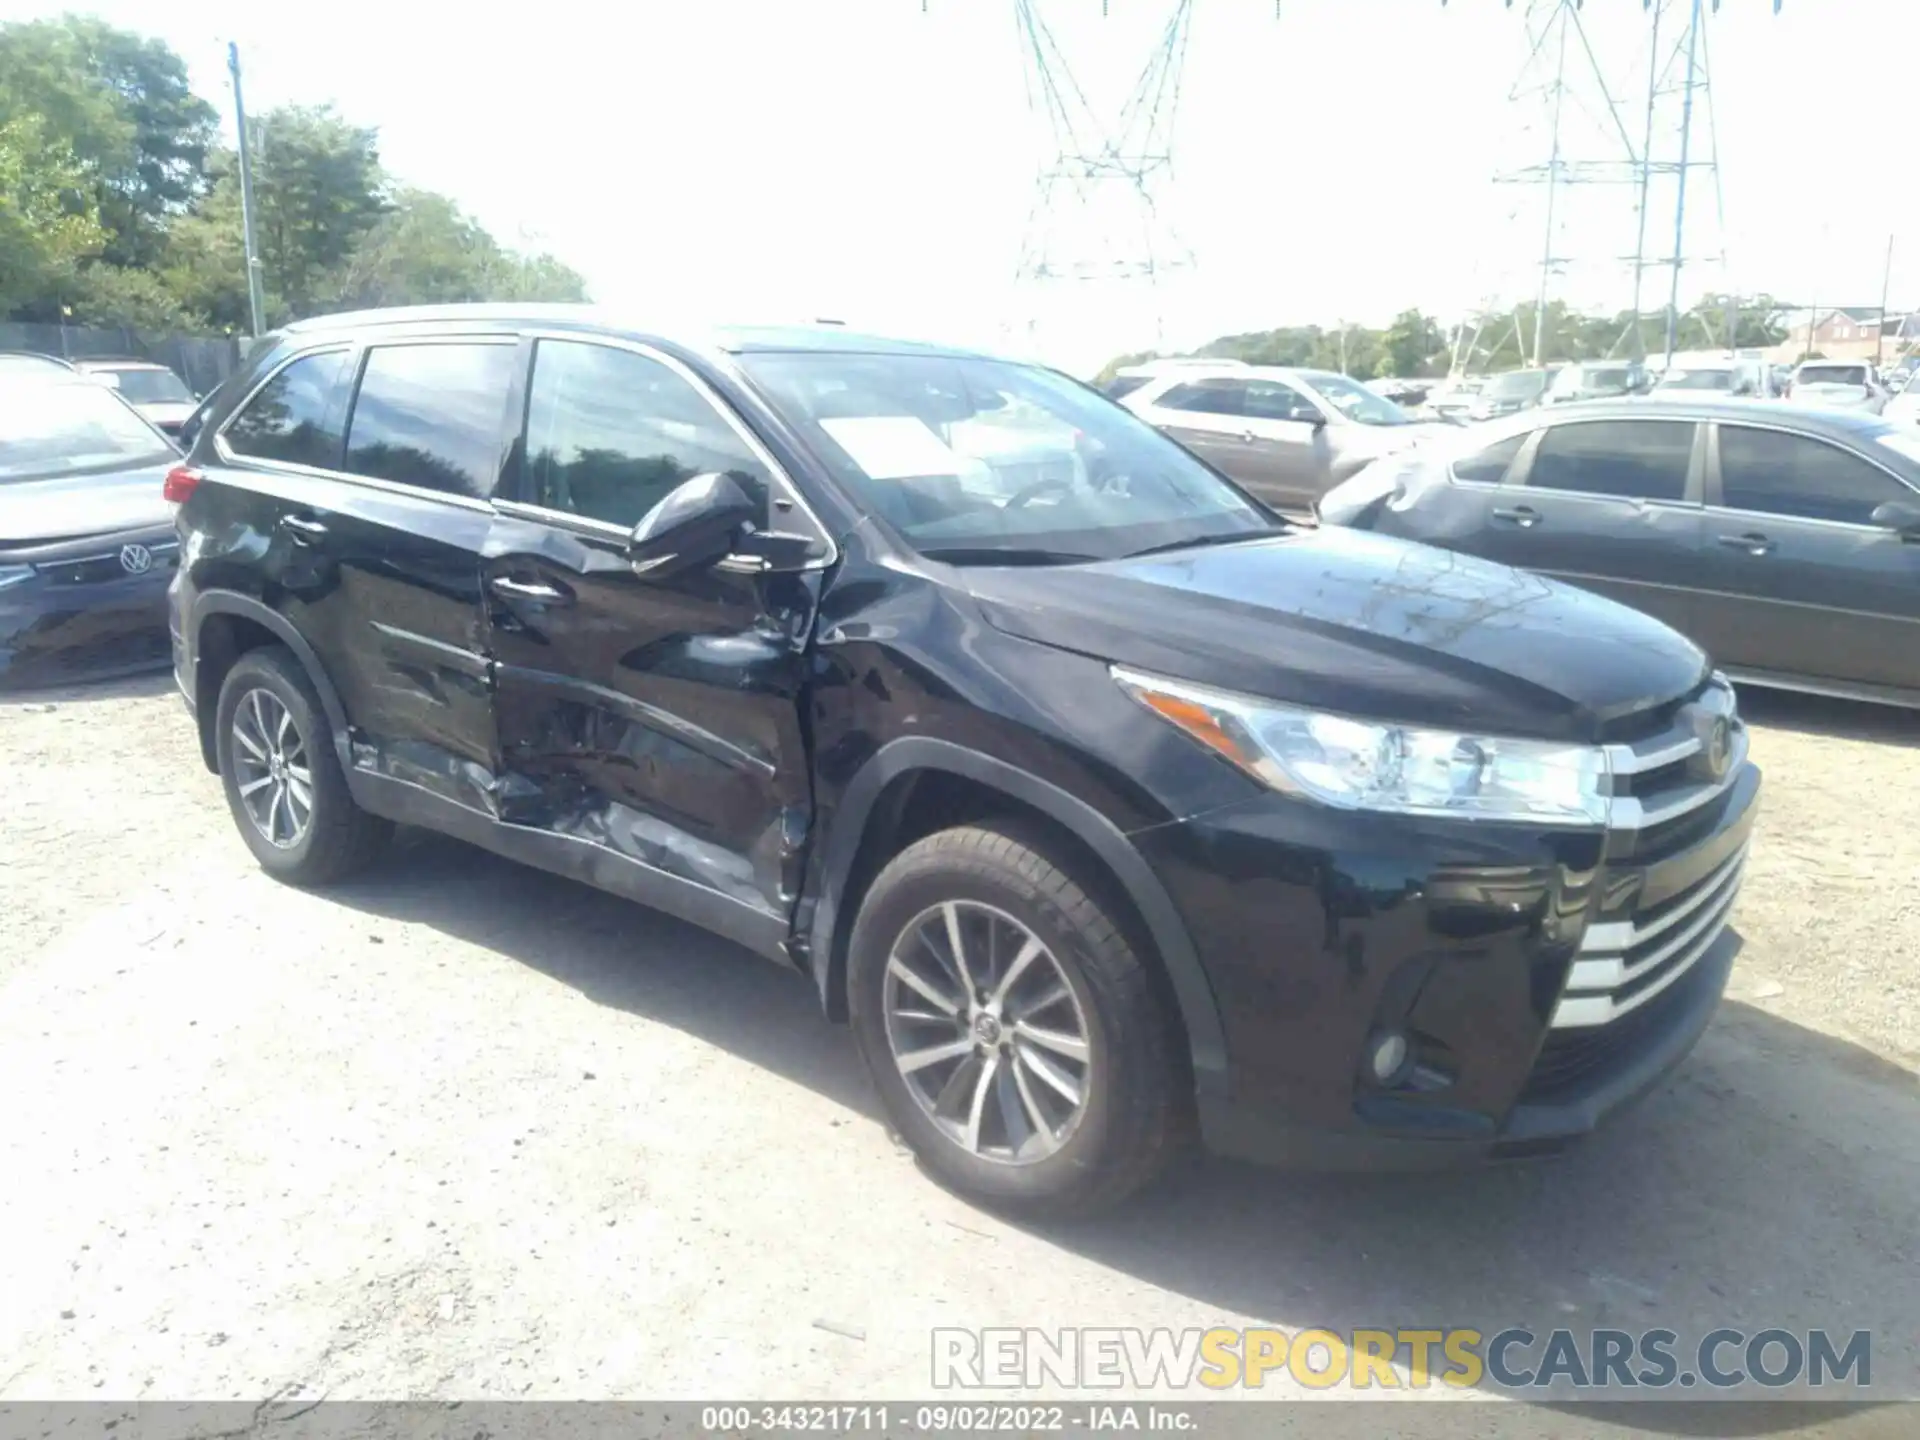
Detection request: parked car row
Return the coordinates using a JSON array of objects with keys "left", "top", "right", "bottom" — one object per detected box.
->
[{"left": 1317, "top": 398, "right": 1920, "bottom": 709}]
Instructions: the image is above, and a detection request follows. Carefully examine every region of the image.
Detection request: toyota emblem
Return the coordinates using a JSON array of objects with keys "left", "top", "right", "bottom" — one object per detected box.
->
[
  {"left": 118, "top": 543, "right": 154, "bottom": 576},
  {"left": 1703, "top": 716, "right": 1732, "bottom": 780}
]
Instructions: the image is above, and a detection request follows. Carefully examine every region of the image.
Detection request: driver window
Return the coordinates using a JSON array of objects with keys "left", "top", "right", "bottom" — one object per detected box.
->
[
  {"left": 1242, "top": 380, "right": 1318, "bottom": 423},
  {"left": 522, "top": 339, "right": 769, "bottom": 529}
]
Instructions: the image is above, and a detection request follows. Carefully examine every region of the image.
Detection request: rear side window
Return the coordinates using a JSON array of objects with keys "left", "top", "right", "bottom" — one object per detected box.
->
[
  {"left": 1797, "top": 365, "right": 1868, "bottom": 386},
  {"left": 222, "top": 350, "right": 349, "bottom": 469},
  {"left": 1718, "top": 427, "right": 1914, "bottom": 526},
  {"left": 1525, "top": 420, "right": 1693, "bottom": 502},
  {"left": 345, "top": 342, "right": 517, "bottom": 498},
  {"left": 1102, "top": 375, "right": 1152, "bottom": 400},
  {"left": 1158, "top": 380, "right": 1245, "bottom": 416},
  {"left": 521, "top": 339, "right": 769, "bottom": 529},
  {"left": 1452, "top": 432, "right": 1526, "bottom": 484}
]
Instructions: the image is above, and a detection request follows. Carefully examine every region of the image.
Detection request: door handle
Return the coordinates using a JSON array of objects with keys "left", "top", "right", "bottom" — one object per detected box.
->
[
  {"left": 1491, "top": 505, "right": 1540, "bottom": 528},
  {"left": 279, "top": 515, "right": 328, "bottom": 543},
  {"left": 1241, "top": 430, "right": 1258, "bottom": 443},
  {"left": 489, "top": 575, "right": 573, "bottom": 605},
  {"left": 1716, "top": 532, "right": 1774, "bottom": 556}
]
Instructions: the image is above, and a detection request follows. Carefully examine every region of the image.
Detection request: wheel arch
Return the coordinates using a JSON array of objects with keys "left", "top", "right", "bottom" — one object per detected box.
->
[
  {"left": 191, "top": 592, "right": 353, "bottom": 776},
  {"left": 806, "top": 737, "right": 1229, "bottom": 1096}
]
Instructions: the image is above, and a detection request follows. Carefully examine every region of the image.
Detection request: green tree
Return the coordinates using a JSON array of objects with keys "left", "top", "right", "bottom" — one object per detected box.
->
[
  {"left": 1380, "top": 309, "right": 1446, "bottom": 377},
  {"left": 249, "top": 105, "right": 388, "bottom": 318},
  {"left": 328, "top": 189, "right": 589, "bottom": 309},
  {"left": 0, "top": 115, "right": 105, "bottom": 318},
  {"left": 155, "top": 153, "right": 259, "bottom": 330},
  {"left": 482, "top": 249, "right": 588, "bottom": 303},
  {"left": 0, "top": 16, "right": 216, "bottom": 268}
]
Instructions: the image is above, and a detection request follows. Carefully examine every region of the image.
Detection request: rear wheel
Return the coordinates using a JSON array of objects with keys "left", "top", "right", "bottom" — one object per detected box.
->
[
  {"left": 848, "top": 822, "right": 1191, "bottom": 1216},
  {"left": 214, "top": 647, "right": 390, "bottom": 885}
]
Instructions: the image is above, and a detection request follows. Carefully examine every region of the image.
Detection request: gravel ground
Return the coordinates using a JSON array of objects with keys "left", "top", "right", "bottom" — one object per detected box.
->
[{"left": 1, "top": 675, "right": 1916, "bottom": 1431}]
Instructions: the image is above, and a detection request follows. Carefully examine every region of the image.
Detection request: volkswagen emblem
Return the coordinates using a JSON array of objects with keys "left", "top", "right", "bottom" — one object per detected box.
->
[{"left": 118, "top": 543, "right": 154, "bottom": 576}]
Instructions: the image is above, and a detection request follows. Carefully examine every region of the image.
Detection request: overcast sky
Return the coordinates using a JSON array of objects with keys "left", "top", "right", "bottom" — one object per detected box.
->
[{"left": 13, "top": 0, "right": 1917, "bottom": 370}]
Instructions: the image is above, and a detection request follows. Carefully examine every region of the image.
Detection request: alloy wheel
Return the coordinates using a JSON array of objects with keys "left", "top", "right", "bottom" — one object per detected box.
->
[
  {"left": 883, "top": 899, "right": 1094, "bottom": 1165},
  {"left": 230, "top": 687, "right": 313, "bottom": 850}
]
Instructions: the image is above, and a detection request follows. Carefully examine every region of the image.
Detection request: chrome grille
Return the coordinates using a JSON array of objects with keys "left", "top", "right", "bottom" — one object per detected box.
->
[
  {"left": 38, "top": 539, "right": 178, "bottom": 586},
  {"left": 1551, "top": 842, "right": 1747, "bottom": 1029},
  {"left": 1551, "top": 673, "right": 1750, "bottom": 1031},
  {"left": 1602, "top": 675, "right": 1746, "bottom": 832}
]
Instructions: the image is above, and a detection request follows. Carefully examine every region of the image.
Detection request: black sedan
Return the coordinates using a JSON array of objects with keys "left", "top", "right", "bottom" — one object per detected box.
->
[
  {"left": 1, "top": 374, "right": 182, "bottom": 688},
  {"left": 1317, "top": 398, "right": 1920, "bottom": 709}
]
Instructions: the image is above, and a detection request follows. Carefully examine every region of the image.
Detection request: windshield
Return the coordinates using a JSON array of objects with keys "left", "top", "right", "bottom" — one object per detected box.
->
[
  {"left": 98, "top": 367, "right": 193, "bottom": 404},
  {"left": 738, "top": 351, "right": 1274, "bottom": 563},
  {"left": 1101, "top": 374, "right": 1154, "bottom": 400},
  {"left": 1487, "top": 370, "right": 1550, "bottom": 398},
  {"left": 0, "top": 380, "right": 174, "bottom": 482},
  {"left": 1659, "top": 368, "right": 1736, "bottom": 390},
  {"left": 1303, "top": 372, "right": 1414, "bottom": 426},
  {"left": 1798, "top": 365, "right": 1868, "bottom": 386}
]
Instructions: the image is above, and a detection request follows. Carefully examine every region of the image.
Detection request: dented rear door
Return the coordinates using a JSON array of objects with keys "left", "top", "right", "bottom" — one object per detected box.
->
[{"left": 482, "top": 336, "right": 824, "bottom": 939}]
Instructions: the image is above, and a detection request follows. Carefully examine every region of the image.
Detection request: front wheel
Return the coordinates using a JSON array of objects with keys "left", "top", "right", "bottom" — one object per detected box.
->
[
  {"left": 848, "top": 823, "right": 1191, "bottom": 1216},
  {"left": 214, "top": 647, "right": 390, "bottom": 886}
]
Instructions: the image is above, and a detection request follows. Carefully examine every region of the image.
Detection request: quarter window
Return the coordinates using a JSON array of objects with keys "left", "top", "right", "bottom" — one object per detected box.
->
[
  {"left": 1718, "top": 427, "right": 1914, "bottom": 526},
  {"left": 1525, "top": 420, "right": 1693, "bottom": 502},
  {"left": 1157, "top": 380, "right": 1246, "bottom": 417},
  {"left": 345, "top": 343, "right": 517, "bottom": 499},
  {"left": 521, "top": 340, "right": 769, "bottom": 530},
  {"left": 223, "top": 350, "right": 349, "bottom": 469},
  {"left": 1451, "top": 432, "right": 1526, "bottom": 485}
]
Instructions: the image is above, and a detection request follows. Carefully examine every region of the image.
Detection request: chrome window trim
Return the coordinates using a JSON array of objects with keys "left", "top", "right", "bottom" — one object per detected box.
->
[{"left": 516, "top": 330, "right": 837, "bottom": 571}]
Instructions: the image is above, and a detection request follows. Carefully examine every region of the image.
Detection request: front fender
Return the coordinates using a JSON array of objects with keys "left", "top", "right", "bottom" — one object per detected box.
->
[{"left": 806, "top": 735, "right": 1230, "bottom": 1097}]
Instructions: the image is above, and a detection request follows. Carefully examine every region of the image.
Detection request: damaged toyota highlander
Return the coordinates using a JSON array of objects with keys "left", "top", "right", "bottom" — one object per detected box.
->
[{"left": 167, "top": 306, "right": 1759, "bottom": 1215}]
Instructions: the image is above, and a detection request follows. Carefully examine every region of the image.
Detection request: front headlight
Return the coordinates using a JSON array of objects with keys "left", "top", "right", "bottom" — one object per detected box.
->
[
  {"left": 0, "top": 564, "right": 36, "bottom": 591},
  {"left": 1113, "top": 666, "right": 1610, "bottom": 825}
]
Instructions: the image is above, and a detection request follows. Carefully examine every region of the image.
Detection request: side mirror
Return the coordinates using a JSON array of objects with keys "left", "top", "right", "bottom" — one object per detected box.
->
[
  {"left": 627, "top": 472, "right": 757, "bottom": 579},
  {"left": 1870, "top": 499, "right": 1920, "bottom": 539}
]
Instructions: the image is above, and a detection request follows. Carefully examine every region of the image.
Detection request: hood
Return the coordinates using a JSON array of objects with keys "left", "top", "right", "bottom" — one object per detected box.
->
[
  {"left": 0, "top": 460, "right": 178, "bottom": 547},
  {"left": 965, "top": 526, "right": 1708, "bottom": 742}
]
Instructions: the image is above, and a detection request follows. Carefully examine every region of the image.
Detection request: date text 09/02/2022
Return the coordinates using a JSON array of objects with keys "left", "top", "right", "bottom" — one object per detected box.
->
[{"left": 699, "top": 1406, "right": 1195, "bottom": 1432}]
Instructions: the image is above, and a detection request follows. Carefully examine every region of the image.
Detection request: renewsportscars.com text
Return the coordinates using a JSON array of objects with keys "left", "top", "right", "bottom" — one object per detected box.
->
[{"left": 932, "top": 1326, "right": 1871, "bottom": 1392}]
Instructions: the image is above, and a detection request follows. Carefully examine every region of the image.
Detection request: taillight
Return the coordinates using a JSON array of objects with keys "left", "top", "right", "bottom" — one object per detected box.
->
[{"left": 163, "top": 464, "right": 203, "bottom": 504}]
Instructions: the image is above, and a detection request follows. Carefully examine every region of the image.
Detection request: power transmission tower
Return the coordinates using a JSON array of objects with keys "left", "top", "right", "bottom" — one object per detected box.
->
[
  {"left": 1491, "top": 0, "right": 1643, "bottom": 367},
  {"left": 1006, "top": 0, "right": 1199, "bottom": 358}
]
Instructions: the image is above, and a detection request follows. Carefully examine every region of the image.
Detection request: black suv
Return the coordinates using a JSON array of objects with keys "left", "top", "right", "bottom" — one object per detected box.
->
[{"left": 167, "top": 306, "right": 1760, "bottom": 1214}]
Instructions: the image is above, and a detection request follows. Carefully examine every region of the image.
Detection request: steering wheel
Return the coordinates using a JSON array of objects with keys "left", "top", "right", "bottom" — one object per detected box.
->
[{"left": 1003, "top": 474, "right": 1076, "bottom": 509}]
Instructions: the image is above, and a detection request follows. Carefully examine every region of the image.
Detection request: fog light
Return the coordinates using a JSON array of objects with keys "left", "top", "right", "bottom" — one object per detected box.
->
[{"left": 1367, "top": 1030, "right": 1410, "bottom": 1084}]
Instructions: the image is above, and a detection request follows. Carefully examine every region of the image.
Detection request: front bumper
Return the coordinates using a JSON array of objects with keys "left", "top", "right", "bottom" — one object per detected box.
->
[
  {"left": 1135, "top": 747, "right": 1760, "bottom": 1172},
  {"left": 0, "top": 531, "right": 178, "bottom": 690}
]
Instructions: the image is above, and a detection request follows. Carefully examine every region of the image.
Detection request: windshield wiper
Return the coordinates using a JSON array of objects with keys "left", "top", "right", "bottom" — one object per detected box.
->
[
  {"left": 918, "top": 546, "right": 1100, "bottom": 567},
  {"left": 1121, "top": 526, "right": 1292, "bottom": 561}
]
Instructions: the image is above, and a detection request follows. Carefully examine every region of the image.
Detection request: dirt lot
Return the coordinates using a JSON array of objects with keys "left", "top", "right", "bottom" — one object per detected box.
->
[{"left": 1, "top": 676, "right": 1916, "bottom": 1426}]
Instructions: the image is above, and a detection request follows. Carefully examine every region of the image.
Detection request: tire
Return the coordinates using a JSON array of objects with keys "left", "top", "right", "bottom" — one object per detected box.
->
[
  {"left": 214, "top": 646, "right": 390, "bottom": 886},
  {"left": 848, "top": 821, "right": 1192, "bottom": 1217}
]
